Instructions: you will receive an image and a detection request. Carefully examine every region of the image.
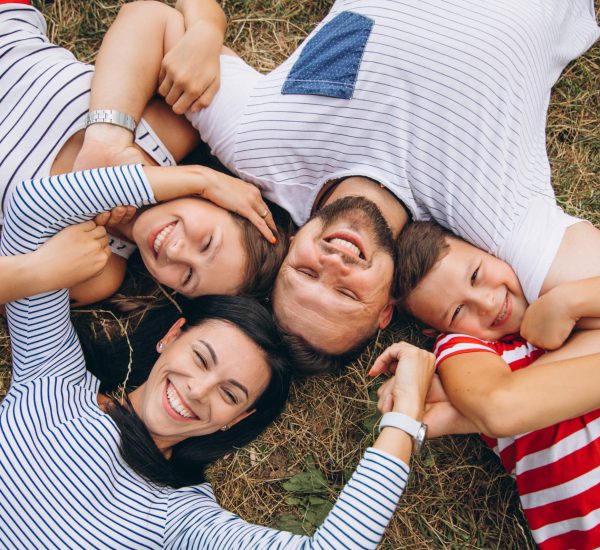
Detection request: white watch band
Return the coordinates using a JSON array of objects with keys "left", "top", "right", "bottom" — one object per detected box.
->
[
  {"left": 85, "top": 109, "right": 137, "bottom": 133},
  {"left": 378, "top": 412, "right": 421, "bottom": 437},
  {"left": 378, "top": 412, "right": 427, "bottom": 454}
]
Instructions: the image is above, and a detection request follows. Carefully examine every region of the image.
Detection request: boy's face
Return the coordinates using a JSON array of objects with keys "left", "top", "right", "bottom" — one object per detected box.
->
[{"left": 407, "top": 238, "right": 528, "bottom": 341}]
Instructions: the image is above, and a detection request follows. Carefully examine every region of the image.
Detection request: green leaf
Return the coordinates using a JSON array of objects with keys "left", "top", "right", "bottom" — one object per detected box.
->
[
  {"left": 273, "top": 514, "right": 307, "bottom": 536},
  {"left": 282, "top": 457, "right": 329, "bottom": 495}
]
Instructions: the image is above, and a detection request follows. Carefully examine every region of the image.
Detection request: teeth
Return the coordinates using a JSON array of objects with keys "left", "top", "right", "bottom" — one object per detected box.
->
[
  {"left": 166, "top": 383, "right": 195, "bottom": 419},
  {"left": 494, "top": 300, "right": 508, "bottom": 325},
  {"left": 329, "top": 237, "right": 361, "bottom": 258},
  {"left": 153, "top": 223, "right": 176, "bottom": 254}
]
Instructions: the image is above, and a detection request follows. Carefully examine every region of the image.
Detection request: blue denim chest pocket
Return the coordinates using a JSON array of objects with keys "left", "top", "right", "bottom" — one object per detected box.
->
[{"left": 282, "top": 11, "right": 374, "bottom": 100}]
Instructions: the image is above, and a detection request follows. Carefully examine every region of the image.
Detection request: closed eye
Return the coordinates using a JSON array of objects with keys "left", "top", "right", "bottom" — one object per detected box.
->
[
  {"left": 193, "top": 349, "right": 208, "bottom": 369},
  {"left": 451, "top": 304, "right": 463, "bottom": 323},
  {"left": 202, "top": 236, "right": 213, "bottom": 253},
  {"left": 337, "top": 288, "right": 358, "bottom": 300},
  {"left": 298, "top": 268, "right": 317, "bottom": 278},
  {"left": 222, "top": 388, "right": 238, "bottom": 405},
  {"left": 182, "top": 267, "right": 193, "bottom": 288}
]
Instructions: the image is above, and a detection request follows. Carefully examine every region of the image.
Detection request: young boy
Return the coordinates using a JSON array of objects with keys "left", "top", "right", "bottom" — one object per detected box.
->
[{"left": 373, "top": 221, "right": 600, "bottom": 549}]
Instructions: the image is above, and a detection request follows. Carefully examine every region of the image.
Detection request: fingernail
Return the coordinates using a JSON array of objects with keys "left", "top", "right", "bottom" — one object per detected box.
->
[{"left": 271, "top": 237, "right": 277, "bottom": 244}]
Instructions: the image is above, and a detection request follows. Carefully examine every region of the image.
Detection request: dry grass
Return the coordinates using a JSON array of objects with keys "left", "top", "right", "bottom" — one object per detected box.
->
[{"left": 1, "top": 0, "right": 597, "bottom": 547}]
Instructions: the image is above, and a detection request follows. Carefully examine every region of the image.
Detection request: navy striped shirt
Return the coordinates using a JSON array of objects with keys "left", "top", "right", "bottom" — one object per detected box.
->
[{"left": 0, "top": 164, "right": 409, "bottom": 548}]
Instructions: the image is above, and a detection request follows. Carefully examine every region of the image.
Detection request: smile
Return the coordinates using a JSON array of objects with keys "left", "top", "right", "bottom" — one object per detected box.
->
[
  {"left": 324, "top": 232, "right": 365, "bottom": 259},
  {"left": 152, "top": 222, "right": 177, "bottom": 257},
  {"left": 491, "top": 294, "right": 511, "bottom": 327},
  {"left": 164, "top": 381, "right": 198, "bottom": 421}
]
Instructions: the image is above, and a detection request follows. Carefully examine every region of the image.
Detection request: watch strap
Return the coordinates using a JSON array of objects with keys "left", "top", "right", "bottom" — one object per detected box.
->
[
  {"left": 378, "top": 412, "right": 427, "bottom": 454},
  {"left": 378, "top": 412, "right": 421, "bottom": 436},
  {"left": 85, "top": 109, "right": 137, "bottom": 133}
]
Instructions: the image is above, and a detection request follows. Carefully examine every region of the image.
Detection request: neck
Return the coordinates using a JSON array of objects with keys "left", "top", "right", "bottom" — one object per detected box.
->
[{"left": 321, "top": 176, "right": 410, "bottom": 237}]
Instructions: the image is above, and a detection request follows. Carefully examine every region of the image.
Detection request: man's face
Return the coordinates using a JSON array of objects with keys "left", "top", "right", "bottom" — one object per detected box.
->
[
  {"left": 273, "top": 197, "right": 395, "bottom": 355},
  {"left": 407, "top": 238, "right": 528, "bottom": 340}
]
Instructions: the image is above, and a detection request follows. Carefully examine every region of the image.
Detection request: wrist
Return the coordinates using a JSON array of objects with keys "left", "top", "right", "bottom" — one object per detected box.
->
[
  {"left": 392, "top": 400, "right": 424, "bottom": 422},
  {"left": 83, "top": 122, "right": 135, "bottom": 148}
]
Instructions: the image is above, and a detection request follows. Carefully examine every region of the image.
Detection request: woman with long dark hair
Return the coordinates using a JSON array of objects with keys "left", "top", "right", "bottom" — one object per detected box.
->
[{"left": 0, "top": 157, "right": 435, "bottom": 547}]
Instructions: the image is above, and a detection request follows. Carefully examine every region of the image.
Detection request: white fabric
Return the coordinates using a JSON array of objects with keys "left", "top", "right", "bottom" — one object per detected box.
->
[
  {"left": 190, "top": 0, "right": 599, "bottom": 302},
  {"left": 499, "top": 198, "right": 584, "bottom": 303}
]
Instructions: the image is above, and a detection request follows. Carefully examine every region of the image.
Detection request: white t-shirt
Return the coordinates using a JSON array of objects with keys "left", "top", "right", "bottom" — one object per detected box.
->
[{"left": 189, "top": 0, "right": 598, "bottom": 302}]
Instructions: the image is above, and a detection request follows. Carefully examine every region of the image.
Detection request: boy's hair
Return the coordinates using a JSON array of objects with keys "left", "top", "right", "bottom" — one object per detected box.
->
[{"left": 394, "top": 221, "right": 451, "bottom": 313}]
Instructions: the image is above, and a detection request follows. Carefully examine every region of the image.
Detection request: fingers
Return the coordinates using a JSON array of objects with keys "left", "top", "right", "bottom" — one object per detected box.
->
[
  {"left": 369, "top": 343, "right": 404, "bottom": 376},
  {"left": 94, "top": 206, "right": 136, "bottom": 228},
  {"left": 189, "top": 78, "right": 220, "bottom": 112},
  {"left": 160, "top": 73, "right": 219, "bottom": 115}
]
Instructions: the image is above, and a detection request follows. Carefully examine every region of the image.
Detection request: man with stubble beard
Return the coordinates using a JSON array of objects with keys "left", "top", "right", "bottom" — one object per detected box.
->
[{"left": 75, "top": 0, "right": 600, "bottom": 373}]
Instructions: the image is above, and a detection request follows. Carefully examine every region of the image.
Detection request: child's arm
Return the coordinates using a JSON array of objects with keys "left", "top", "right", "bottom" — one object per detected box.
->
[
  {"left": 521, "top": 276, "right": 600, "bottom": 349},
  {"left": 0, "top": 223, "right": 109, "bottom": 304},
  {"left": 437, "top": 346, "right": 600, "bottom": 438}
]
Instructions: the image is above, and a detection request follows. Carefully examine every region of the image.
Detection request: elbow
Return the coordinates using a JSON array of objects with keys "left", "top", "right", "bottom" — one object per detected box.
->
[{"left": 472, "top": 388, "right": 524, "bottom": 438}]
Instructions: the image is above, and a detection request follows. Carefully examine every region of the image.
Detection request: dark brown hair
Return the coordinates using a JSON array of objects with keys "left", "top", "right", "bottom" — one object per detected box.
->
[
  {"left": 280, "top": 329, "right": 373, "bottom": 377},
  {"left": 394, "top": 221, "right": 451, "bottom": 312},
  {"left": 233, "top": 202, "right": 294, "bottom": 301}
]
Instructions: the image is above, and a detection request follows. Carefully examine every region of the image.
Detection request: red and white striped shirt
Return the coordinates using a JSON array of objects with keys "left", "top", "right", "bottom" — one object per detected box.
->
[{"left": 435, "top": 334, "right": 600, "bottom": 549}]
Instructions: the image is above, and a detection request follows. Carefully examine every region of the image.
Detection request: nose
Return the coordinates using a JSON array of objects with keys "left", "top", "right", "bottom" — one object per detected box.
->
[
  {"left": 472, "top": 288, "right": 495, "bottom": 316},
  {"left": 318, "top": 250, "right": 352, "bottom": 278},
  {"left": 187, "top": 377, "right": 211, "bottom": 403},
  {"left": 165, "top": 237, "right": 192, "bottom": 264}
]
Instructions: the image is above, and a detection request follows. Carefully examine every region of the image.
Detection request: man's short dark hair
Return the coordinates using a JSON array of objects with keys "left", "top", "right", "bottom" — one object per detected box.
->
[{"left": 281, "top": 329, "right": 374, "bottom": 377}]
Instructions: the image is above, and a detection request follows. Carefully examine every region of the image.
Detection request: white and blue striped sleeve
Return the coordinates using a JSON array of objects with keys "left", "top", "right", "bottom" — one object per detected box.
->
[
  {"left": 1, "top": 164, "right": 155, "bottom": 386},
  {"left": 166, "top": 448, "right": 409, "bottom": 549}
]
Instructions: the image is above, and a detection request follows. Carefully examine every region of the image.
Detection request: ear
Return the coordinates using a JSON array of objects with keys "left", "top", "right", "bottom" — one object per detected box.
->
[
  {"left": 377, "top": 301, "right": 394, "bottom": 330},
  {"left": 160, "top": 317, "right": 187, "bottom": 348},
  {"left": 229, "top": 408, "right": 256, "bottom": 428},
  {"left": 421, "top": 327, "right": 438, "bottom": 338}
]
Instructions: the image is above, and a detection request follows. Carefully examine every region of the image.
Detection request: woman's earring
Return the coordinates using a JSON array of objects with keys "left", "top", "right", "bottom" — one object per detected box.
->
[
  {"left": 157, "top": 341, "right": 164, "bottom": 353},
  {"left": 220, "top": 425, "right": 229, "bottom": 431}
]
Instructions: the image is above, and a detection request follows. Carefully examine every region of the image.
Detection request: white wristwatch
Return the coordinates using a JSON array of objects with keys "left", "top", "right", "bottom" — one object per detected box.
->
[
  {"left": 378, "top": 412, "right": 428, "bottom": 454},
  {"left": 85, "top": 109, "right": 137, "bottom": 133}
]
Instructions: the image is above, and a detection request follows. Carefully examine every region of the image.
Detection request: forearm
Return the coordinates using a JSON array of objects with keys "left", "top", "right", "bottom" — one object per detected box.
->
[
  {"left": 90, "top": 2, "right": 176, "bottom": 124},
  {"left": 566, "top": 277, "right": 600, "bottom": 320},
  {"left": 175, "top": 0, "right": 226, "bottom": 35},
  {"left": 0, "top": 254, "right": 47, "bottom": 303},
  {"left": 442, "top": 352, "right": 600, "bottom": 438}
]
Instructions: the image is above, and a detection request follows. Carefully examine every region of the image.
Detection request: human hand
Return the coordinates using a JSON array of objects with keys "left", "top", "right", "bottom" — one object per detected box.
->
[
  {"left": 94, "top": 206, "right": 137, "bottom": 228},
  {"left": 159, "top": 22, "right": 222, "bottom": 114},
  {"left": 373, "top": 342, "right": 436, "bottom": 420},
  {"left": 423, "top": 401, "right": 478, "bottom": 438},
  {"left": 520, "top": 284, "right": 577, "bottom": 349},
  {"left": 200, "top": 169, "right": 277, "bottom": 243},
  {"left": 33, "top": 221, "right": 110, "bottom": 291}
]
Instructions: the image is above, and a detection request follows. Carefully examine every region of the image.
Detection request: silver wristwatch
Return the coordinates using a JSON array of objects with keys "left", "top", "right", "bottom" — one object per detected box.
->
[
  {"left": 85, "top": 109, "right": 137, "bottom": 133},
  {"left": 378, "top": 412, "right": 428, "bottom": 454}
]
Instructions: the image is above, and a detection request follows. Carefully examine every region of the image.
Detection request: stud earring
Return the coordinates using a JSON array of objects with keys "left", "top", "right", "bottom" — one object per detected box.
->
[
  {"left": 157, "top": 341, "right": 164, "bottom": 352},
  {"left": 220, "top": 424, "right": 229, "bottom": 431}
]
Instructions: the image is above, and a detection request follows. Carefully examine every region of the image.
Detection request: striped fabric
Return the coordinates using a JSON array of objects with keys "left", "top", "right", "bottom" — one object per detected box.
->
[
  {"left": 229, "top": 0, "right": 598, "bottom": 268},
  {"left": 0, "top": 4, "right": 174, "bottom": 225},
  {"left": 0, "top": 163, "right": 409, "bottom": 547},
  {"left": 434, "top": 334, "right": 600, "bottom": 549}
]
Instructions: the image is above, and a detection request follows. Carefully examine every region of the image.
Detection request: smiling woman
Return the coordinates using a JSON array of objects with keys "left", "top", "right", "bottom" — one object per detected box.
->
[
  {"left": 0, "top": 157, "right": 435, "bottom": 548},
  {"left": 101, "top": 294, "right": 290, "bottom": 487}
]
